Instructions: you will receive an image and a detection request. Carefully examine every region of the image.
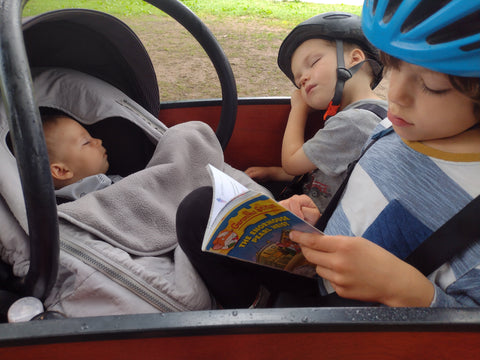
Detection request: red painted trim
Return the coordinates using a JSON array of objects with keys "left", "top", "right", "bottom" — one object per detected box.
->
[
  {"left": 159, "top": 103, "right": 323, "bottom": 171},
  {"left": 1, "top": 331, "right": 478, "bottom": 360}
]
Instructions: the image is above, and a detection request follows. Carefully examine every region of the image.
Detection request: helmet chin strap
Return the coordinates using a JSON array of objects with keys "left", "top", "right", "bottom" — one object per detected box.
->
[{"left": 323, "top": 39, "right": 365, "bottom": 121}]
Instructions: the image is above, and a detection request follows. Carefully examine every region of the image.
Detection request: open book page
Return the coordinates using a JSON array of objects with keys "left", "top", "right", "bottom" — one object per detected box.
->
[
  {"left": 205, "top": 164, "right": 250, "bottom": 237},
  {"left": 202, "top": 164, "right": 321, "bottom": 278}
]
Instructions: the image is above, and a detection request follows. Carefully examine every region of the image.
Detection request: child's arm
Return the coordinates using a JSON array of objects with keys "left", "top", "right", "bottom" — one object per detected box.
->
[
  {"left": 290, "top": 231, "right": 435, "bottom": 307},
  {"left": 245, "top": 166, "right": 294, "bottom": 182},
  {"left": 281, "top": 90, "right": 317, "bottom": 175}
]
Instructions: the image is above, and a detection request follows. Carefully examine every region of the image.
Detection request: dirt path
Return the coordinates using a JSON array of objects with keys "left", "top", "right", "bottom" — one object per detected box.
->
[{"left": 124, "top": 15, "right": 387, "bottom": 102}]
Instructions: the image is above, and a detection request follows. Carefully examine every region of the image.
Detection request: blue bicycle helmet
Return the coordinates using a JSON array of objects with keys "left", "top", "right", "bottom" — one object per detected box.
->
[{"left": 362, "top": 0, "right": 480, "bottom": 77}]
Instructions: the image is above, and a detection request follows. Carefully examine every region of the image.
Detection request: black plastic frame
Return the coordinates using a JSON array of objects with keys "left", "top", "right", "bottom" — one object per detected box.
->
[
  {"left": 146, "top": 0, "right": 238, "bottom": 149},
  {"left": 0, "top": 0, "right": 59, "bottom": 300}
]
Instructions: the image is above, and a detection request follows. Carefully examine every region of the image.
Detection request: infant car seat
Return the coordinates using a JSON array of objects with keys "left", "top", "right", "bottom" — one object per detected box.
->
[
  {"left": 0, "top": 9, "right": 212, "bottom": 320},
  {"left": 0, "top": 3, "right": 257, "bottom": 321}
]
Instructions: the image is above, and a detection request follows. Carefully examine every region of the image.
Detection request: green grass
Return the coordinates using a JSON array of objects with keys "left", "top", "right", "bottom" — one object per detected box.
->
[
  {"left": 181, "top": 0, "right": 361, "bottom": 23},
  {"left": 23, "top": 0, "right": 164, "bottom": 17},
  {"left": 23, "top": 0, "right": 361, "bottom": 25}
]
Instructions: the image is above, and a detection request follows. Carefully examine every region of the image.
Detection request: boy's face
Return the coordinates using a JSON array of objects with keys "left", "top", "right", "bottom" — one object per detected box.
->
[
  {"left": 290, "top": 38, "right": 337, "bottom": 110},
  {"left": 44, "top": 117, "right": 109, "bottom": 184},
  {"left": 387, "top": 61, "right": 478, "bottom": 142}
]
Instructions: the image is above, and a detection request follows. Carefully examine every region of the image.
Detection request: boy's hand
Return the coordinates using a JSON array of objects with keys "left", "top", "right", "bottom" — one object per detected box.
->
[
  {"left": 279, "top": 194, "right": 320, "bottom": 225},
  {"left": 290, "top": 89, "right": 311, "bottom": 114},
  {"left": 289, "top": 232, "right": 435, "bottom": 307}
]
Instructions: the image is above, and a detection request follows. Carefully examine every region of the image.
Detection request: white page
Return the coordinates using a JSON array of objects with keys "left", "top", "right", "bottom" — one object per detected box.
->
[{"left": 207, "top": 164, "right": 248, "bottom": 226}]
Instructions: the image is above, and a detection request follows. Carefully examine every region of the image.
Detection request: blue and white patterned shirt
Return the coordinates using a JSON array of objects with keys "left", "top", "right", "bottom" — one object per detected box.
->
[{"left": 323, "top": 119, "right": 480, "bottom": 307}]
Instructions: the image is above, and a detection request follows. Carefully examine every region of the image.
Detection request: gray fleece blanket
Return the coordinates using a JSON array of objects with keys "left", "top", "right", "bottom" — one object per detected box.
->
[{"left": 57, "top": 121, "right": 269, "bottom": 256}]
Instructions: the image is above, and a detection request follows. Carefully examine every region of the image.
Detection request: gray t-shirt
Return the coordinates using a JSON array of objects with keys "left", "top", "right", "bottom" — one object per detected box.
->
[{"left": 302, "top": 99, "right": 388, "bottom": 212}]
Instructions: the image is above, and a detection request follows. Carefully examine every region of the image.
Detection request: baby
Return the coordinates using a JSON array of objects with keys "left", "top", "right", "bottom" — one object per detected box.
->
[{"left": 42, "top": 114, "right": 121, "bottom": 202}]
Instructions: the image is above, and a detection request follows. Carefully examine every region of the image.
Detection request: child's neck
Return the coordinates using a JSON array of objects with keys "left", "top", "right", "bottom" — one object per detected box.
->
[
  {"left": 340, "top": 90, "right": 381, "bottom": 110},
  {"left": 340, "top": 78, "right": 383, "bottom": 110},
  {"left": 421, "top": 127, "right": 480, "bottom": 154}
]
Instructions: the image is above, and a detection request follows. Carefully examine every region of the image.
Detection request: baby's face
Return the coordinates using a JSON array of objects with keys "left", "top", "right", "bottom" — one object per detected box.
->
[{"left": 46, "top": 117, "right": 109, "bottom": 182}]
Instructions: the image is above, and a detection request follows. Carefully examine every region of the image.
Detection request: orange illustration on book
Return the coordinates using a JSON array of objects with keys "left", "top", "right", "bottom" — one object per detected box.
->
[{"left": 212, "top": 230, "right": 239, "bottom": 251}]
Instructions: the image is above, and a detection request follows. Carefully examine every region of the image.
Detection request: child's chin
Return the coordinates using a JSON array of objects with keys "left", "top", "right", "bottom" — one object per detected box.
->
[{"left": 392, "top": 126, "right": 416, "bottom": 140}]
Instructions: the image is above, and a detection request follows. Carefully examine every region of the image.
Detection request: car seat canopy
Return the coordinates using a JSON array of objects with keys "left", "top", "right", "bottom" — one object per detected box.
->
[{"left": 22, "top": 9, "right": 160, "bottom": 116}]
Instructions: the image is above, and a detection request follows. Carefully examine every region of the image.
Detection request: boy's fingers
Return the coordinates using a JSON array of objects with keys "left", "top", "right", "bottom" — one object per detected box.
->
[
  {"left": 302, "top": 208, "right": 321, "bottom": 225},
  {"left": 301, "top": 245, "right": 333, "bottom": 268},
  {"left": 280, "top": 195, "right": 319, "bottom": 221},
  {"left": 289, "top": 230, "right": 336, "bottom": 252},
  {"left": 280, "top": 197, "right": 304, "bottom": 219},
  {"left": 314, "top": 264, "right": 336, "bottom": 283},
  {"left": 289, "top": 202, "right": 304, "bottom": 219}
]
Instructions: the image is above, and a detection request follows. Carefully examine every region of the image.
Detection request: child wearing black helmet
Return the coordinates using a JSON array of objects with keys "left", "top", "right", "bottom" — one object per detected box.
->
[{"left": 246, "top": 12, "right": 387, "bottom": 212}]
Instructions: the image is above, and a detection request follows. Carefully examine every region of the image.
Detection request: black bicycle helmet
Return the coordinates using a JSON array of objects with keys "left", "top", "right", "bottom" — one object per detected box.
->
[
  {"left": 278, "top": 12, "right": 383, "bottom": 120},
  {"left": 278, "top": 12, "right": 383, "bottom": 87}
]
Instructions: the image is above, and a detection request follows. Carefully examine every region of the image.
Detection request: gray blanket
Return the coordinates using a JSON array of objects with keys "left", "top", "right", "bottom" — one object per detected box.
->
[{"left": 57, "top": 121, "right": 269, "bottom": 256}]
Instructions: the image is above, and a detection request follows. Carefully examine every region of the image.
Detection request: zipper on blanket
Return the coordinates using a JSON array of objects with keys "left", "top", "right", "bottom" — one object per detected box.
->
[{"left": 60, "top": 236, "right": 188, "bottom": 313}]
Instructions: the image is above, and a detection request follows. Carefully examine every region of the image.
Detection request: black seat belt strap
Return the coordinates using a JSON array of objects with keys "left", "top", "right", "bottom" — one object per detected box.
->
[
  {"left": 314, "top": 140, "right": 376, "bottom": 230},
  {"left": 315, "top": 125, "right": 391, "bottom": 230},
  {"left": 405, "top": 195, "right": 480, "bottom": 276},
  {"left": 353, "top": 103, "right": 387, "bottom": 120}
]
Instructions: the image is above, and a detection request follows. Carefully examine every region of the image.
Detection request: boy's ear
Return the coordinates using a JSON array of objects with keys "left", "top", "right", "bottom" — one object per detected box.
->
[
  {"left": 348, "top": 48, "right": 366, "bottom": 67},
  {"left": 50, "top": 163, "right": 74, "bottom": 181}
]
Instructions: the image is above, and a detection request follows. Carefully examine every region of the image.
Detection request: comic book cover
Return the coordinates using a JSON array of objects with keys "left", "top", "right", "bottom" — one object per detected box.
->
[{"left": 201, "top": 164, "right": 321, "bottom": 278}]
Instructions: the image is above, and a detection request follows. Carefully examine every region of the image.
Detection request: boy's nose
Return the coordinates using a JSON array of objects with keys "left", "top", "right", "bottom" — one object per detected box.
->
[
  {"left": 387, "top": 71, "right": 412, "bottom": 107},
  {"left": 300, "top": 71, "right": 310, "bottom": 86}
]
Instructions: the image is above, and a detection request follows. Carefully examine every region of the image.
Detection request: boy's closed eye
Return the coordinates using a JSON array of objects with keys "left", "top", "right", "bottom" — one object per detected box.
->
[
  {"left": 421, "top": 82, "right": 451, "bottom": 95},
  {"left": 420, "top": 72, "right": 452, "bottom": 96},
  {"left": 310, "top": 57, "right": 321, "bottom": 68}
]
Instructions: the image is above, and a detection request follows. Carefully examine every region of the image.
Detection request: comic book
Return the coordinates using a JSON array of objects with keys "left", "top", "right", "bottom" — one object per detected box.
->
[{"left": 202, "top": 164, "right": 322, "bottom": 278}]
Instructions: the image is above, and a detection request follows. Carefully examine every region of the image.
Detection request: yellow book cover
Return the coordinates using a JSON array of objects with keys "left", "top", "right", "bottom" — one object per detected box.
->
[{"left": 202, "top": 164, "right": 321, "bottom": 278}]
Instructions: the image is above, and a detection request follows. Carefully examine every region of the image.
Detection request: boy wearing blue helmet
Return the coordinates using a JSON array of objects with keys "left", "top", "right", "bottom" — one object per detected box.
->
[
  {"left": 246, "top": 12, "right": 387, "bottom": 212},
  {"left": 176, "top": 0, "right": 480, "bottom": 308}
]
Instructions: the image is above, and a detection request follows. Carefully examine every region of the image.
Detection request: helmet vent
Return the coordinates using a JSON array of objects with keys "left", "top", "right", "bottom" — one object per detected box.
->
[
  {"left": 401, "top": 0, "right": 453, "bottom": 33},
  {"left": 383, "top": 0, "right": 402, "bottom": 24},
  {"left": 372, "top": 0, "right": 379, "bottom": 15},
  {"left": 461, "top": 40, "right": 480, "bottom": 52},
  {"left": 426, "top": 10, "right": 480, "bottom": 49},
  {"left": 323, "top": 13, "right": 352, "bottom": 20}
]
